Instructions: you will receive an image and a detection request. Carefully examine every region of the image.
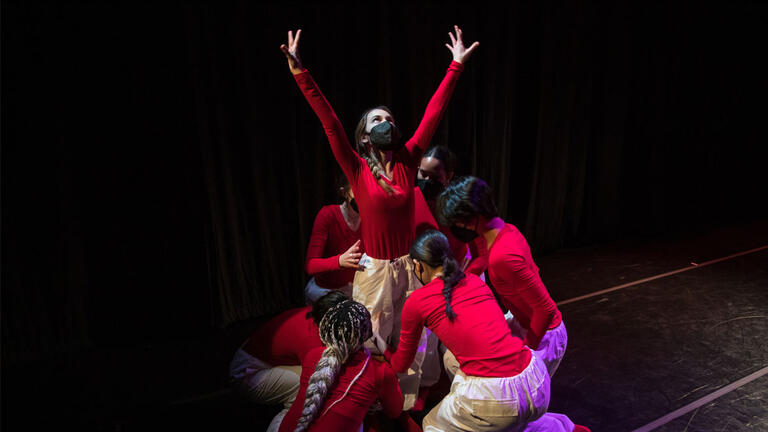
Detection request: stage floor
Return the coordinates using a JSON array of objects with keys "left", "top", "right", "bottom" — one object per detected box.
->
[{"left": 30, "top": 219, "right": 765, "bottom": 431}]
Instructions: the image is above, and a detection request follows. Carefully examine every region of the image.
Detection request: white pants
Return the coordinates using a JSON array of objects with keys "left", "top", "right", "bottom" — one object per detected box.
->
[
  {"left": 424, "top": 351, "right": 574, "bottom": 432},
  {"left": 353, "top": 253, "right": 439, "bottom": 410},
  {"left": 229, "top": 348, "right": 301, "bottom": 431},
  {"left": 506, "top": 312, "right": 568, "bottom": 377}
]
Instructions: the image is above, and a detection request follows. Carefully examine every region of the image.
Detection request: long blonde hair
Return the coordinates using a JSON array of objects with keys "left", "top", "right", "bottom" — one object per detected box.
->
[{"left": 354, "top": 106, "right": 397, "bottom": 195}]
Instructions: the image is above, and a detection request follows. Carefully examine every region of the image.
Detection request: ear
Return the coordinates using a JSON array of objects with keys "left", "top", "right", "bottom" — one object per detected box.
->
[{"left": 446, "top": 172, "right": 454, "bottom": 183}]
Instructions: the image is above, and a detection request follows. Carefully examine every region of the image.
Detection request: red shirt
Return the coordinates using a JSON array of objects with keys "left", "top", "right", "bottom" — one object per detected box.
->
[
  {"left": 413, "top": 187, "right": 439, "bottom": 238},
  {"left": 242, "top": 306, "right": 321, "bottom": 366},
  {"left": 305, "top": 205, "right": 361, "bottom": 289},
  {"left": 279, "top": 347, "right": 403, "bottom": 432},
  {"left": 466, "top": 236, "right": 489, "bottom": 276},
  {"left": 414, "top": 187, "right": 469, "bottom": 262},
  {"left": 294, "top": 62, "right": 464, "bottom": 259},
  {"left": 386, "top": 274, "right": 531, "bottom": 377},
  {"left": 488, "top": 224, "right": 563, "bottom": 350}
]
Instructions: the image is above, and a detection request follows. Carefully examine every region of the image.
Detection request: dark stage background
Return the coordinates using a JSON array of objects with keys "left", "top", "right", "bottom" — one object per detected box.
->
[{"left": 3, "top": 0, "right": 767, "bottom": 429}]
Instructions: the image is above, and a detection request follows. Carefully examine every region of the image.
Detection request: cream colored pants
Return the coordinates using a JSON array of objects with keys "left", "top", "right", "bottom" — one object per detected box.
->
[{"left": 353, "top": 253, "right": 440, "bottom": 410}]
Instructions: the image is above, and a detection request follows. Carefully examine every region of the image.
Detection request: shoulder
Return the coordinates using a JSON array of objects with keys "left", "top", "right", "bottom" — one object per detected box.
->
[
  {"left": 316, "top": 205, "right": 339, "bottom": 220},
  {"left": 304, "top": 346, "right": 326, "bottom": 366}
]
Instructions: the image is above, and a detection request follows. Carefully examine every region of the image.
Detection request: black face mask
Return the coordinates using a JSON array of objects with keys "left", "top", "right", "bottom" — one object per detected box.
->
[
  {"left": 413, "top": 262, "right": 425, "bottom": 286},
  {"left": 416, "top": 178, "right": 445, "bottom": 202},
  {"left": 369, "top": 121, "right": 402, "bottom": 152},
  {"left": 349, "top": 198, "right": 359, "bottom": 213},
  {"left": 450, "top": 222, "right": 479, "bottom": 243}
]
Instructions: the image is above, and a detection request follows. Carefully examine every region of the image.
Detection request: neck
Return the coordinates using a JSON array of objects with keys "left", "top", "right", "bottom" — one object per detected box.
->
[
  {"left": 479, "top": 217, "right": 505, "bottom": 250},
  {"left": 426, "top": 265, "right": 444, "bottom": 283},
  {"left": 340, "top": 202, "right": 360, "bottom": 230},
  {"left": 377, "top": 150, "right": 394, "bottom": 176}
]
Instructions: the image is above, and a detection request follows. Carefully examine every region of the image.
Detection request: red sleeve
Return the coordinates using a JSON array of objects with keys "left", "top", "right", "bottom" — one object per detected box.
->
[
  {"left": 494, "top": 255, "right": 557, "bottom": 350},
  {"left": 413, "top": 187, "right": 439, "bottom": 238},
  {"left": 305, "top": 207, "right": 342, "bottom": 275},
  {"left": 402, "top": 61, "right": 464, "bottom": 166},
  {"left": 465, "top": 239, "right": 489, "bottom": 275},
  {"left": 294, "top": 71, "right": 360, "bottom": 182},
  {"left": 387, "top": 296, "right": 425, "bottom": 373},
  {"left": 375, "top": 361, "right": 404, "bottom": 419}
]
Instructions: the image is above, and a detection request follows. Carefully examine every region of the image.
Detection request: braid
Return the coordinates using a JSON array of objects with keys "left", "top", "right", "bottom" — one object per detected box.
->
[
  {"left": 361, "top": 146, "right": 397, "bottom": 195},
  {"left": 354, "top": 106, "right": 397, "bottom": 196},
  {"left": 294, "top": 301, "right": 372, "bottom": 432},
  {"left": 440, "top": 255, "right": 465, "bottom": 321}
]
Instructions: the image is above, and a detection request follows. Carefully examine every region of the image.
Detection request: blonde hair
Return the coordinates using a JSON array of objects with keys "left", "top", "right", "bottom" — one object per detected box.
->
[{"left": 354, "top": 106, "right": 397, "bottom": 195}]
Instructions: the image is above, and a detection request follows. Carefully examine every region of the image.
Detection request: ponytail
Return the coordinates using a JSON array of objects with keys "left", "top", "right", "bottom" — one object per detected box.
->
[
  {"left": 410, "top": 230, "right": 465, "bottom": 321},
  {"left": 440, "top": 255, "right": 464, "bottom": 321}
]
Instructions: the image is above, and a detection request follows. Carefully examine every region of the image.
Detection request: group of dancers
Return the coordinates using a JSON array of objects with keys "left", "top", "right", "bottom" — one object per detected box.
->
[{"left": 229, "top": 26, "right": 591, "bottom": 432}]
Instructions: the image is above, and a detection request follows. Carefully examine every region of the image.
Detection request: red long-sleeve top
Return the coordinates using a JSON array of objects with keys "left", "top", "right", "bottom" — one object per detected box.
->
[
  {"left": 305, "top": 204, "right": 361, "bottom": 289},
  {"left": 413, "top": 187, "right": 439, "bottom": 239},
  {"left": 241, "top": 306, "right": 321, "bottom": 366},
  {"left": 386, "top": 274, "right": 531, "bottom": 377},
  {"left": 279, "top": 347, "right": 403, "bottom": 432},
  {"left": 414, "top": 187, "right": 469, "bottom": 262},
  {"left": 487, "top": 224, "right": 563, "bottom": 350},
  {"left": 294, "top": 62, "right": 464, "bottom": 259},
  {"left": 465, "top": 236, "right": 489, "bottom": 276}
]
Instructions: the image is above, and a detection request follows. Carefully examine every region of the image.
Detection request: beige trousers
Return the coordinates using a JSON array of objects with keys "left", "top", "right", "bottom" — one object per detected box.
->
[
  {"left": 424, "top": 351, "right": 574, "bottom": 432},
  {"left": 353, "top": 253, "right": 440, "bottom": 410}
]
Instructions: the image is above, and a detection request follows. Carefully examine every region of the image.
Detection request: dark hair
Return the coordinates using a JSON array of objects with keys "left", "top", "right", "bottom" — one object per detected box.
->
[
  {"left": 334, "top": 172, "right": 352, "bottom": 201},
  {"left": 435, "top": 176, "right": 499, "bottom": 227},
  {"left": 354, "top": 106, "right": 397, "bottom": 195},
  {"left": 308, "top": 290, "right": 350, "bottom": 325},
  {"left": 409, "top": 230, "right": 465, "bottom": 321},
  {"left": 423, "top": 145, "right": 457, "bottom": 176},
  {"left": 295, "top": 300, "right": 372, "bottom": 431}
]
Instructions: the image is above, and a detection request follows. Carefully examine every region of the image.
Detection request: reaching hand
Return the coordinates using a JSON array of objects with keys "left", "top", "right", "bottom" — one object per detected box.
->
[
  {"left": 280, "top": 29, "right": 304, "bottom": 75},
  {"left": 445, "top": 25, "right": 479, "bottom": 64},
  {"left": 338, "top": 240, "right": 363, "bottom": 269}
]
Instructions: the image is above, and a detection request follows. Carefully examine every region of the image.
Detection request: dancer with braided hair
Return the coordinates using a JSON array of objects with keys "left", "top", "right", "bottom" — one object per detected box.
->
[
  {"left": 386, "top": 230, "right": 588, "bottom": 431},
  {"left": 229, "top": 291, "right": 349, "bottom": 432},
  {"left": 281, "top": 25, "right": 479, "bottom": 408},
  {"left": 278, "top": 300, "right": 403, "bottom": 432}
]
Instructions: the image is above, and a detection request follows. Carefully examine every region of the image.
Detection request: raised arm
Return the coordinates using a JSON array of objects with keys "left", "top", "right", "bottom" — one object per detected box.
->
[
  {"left": 281, "top": 29, "right": 360, "bottom": 179},
  {"left": 404, "top": 25, "right": 479, "bottom": 163}
]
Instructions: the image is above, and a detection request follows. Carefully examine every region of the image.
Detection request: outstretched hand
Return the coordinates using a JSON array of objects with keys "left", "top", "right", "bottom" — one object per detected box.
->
[
  {"left": 445, "top": 25, "right": 479, "bottom": 64},
  {"left": 280, "top": 29, "right": 304, "bottom": 75}
]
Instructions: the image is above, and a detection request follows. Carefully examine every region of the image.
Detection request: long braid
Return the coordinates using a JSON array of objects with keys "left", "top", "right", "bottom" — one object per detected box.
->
[
  {"left": 441, "top": 255, "right": 465, "bottom": 321},
  {"left": 360, "top": 144, "right": 397, "bottom": 195},
  {"left": 294, "top": 301, "right": 372, "bottom": 432}
]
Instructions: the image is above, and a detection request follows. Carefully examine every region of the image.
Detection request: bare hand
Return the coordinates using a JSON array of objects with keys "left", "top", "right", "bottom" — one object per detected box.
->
[
  {"left": 280, "top": 29, "right": 304, "bottom": 74},
  {"left": 338, "top": 240, "right": 363, "bottom": 269},
  {"left": 445, "top": 25, "right": 479, "bottom": 64}
]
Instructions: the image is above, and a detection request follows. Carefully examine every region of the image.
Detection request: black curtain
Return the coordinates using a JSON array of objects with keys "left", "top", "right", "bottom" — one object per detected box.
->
[{"left": 3, "top": 0, "right": 767, "bottom": 426}]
